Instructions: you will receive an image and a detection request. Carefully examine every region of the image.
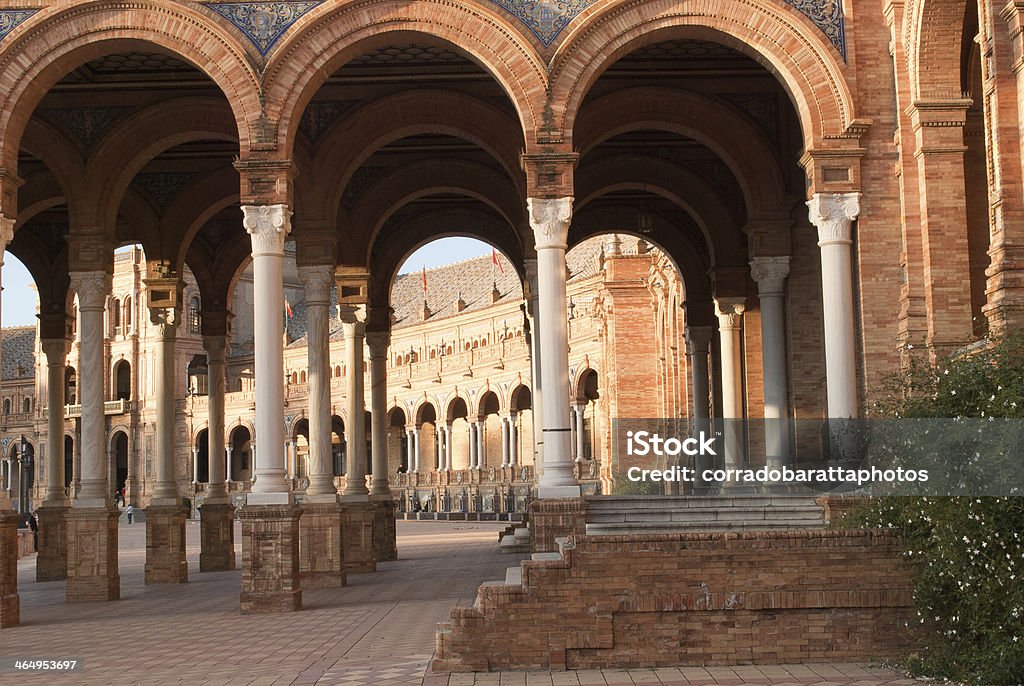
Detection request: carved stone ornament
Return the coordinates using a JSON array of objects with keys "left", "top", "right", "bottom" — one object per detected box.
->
[
  {"left": 807, "top": 192, "right": 861, "bottom": 246},
  {"left": 69, "top": 271, "right": 112, "bottom": 310},
  {"left": 715, "top": 298, "right": 746, "bottom": 329},
  {"left": 242, "top": 204, "right": 292, "bottom": 256},
  {"left": 527, "top": 197, "right": 573, "bottom": 250},
  {"left": 297, "top": 264, "right": 334, "bottom": 305},
  {"left": 749, "top": 256, "right": 791, "bottom": 296}
]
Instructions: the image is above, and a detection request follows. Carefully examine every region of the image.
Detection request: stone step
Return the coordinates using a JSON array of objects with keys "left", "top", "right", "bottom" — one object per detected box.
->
[
  {"left": 586, "top": 506, "right": 824, "bottom": 524},
  {"left": 585, "top": 495, "right": 821, "bottom": 510},
  {"left": 504, "top": 566, "right": 522, "bottom": 586},
  {"left": 585, "top": 518, "right": 826, "bottom": 536},
  {"left": 499, "top": 533, "right": 529, "bottom": 554},
  {"left": 531, "top": 552, "right": 563, "bottom": 561}
]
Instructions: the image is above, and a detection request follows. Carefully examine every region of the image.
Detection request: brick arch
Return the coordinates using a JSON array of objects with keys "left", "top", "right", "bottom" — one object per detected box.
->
[
  {"left": 167, "top": 168, "right": 242, "bottom": 271},
  {"left": 368, "top": 207, "right": 527, "bottom": 309},
  {"left": 85, "top": 98, "right": 238, "bottom": 233},
  {"left": 0, "top": 2, "right": 259, "bottom": 193},
  {"left": 6, "top": 227, "right": 70, "bottom": 317},
  {"left": 15, "top": 172, "right": 66, "bottom": 228},
  {"left": 414, "top": 399, "right": 440, "bottom": 426},
  {"left": 19, "top": 118, "right": 85, "bottom": 209},
  {"left": 300, "top": 90, "right": 526, "bottom": 222},
  {"left": 340, "top": 158, "right": 526, "bottom": 266},
  {"left": 574, "top": 88, "right": 786, "bottom": 217},
  {"left": 262, "top": 0, "right": 546, "bottom": 158},
  {"left": 905, "top": 0, "right": 971, "bottom": 100},
  {"left": 548, "top": 0, "right": 856, "bottom": 150},
  {"left": 574, "top": 154, "right": 744, "bottom": 266},
  {"left": 445, "top": 394, "right": 472, "bottom": 423}
]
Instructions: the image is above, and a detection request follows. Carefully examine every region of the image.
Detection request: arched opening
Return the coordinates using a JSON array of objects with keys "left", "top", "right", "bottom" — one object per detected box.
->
[
  {"left": 416, "top": 403, "right": 439, "bottom": 471},
  {"left": 195, "top": 429, "right": 209, "bottom": 483},
  {"left": 65, "top": 368, "right": 77, "bottom": 406},
  {"left": 478, "top": 391, "right": 501, "bottom": 470},
  {"left": 293, "top": 418, "right": 309, "bottom": 480},
  {"left": 331, "top": 416, "right": 346, "bottom": 476},
  {"left": 229, "top": 426, "right": 252, "bottom": 483},
  {"left": 446, "top": 396, "right": 470, "bottom": 470},
  {"left": 114, "top": 359, "right": 132, "bottom": 401},
  {"left": 64, "top": 435, "right": 74, "bottom": 491},
  {"left": 574, "top": 369, "right": 601, "bottom": 463},
  {"left": 508, "top": 385, "right": 533, "bottom": 467},
  {"left": 187, "top": 354, "right": 208, "bottom": 396},
  {"left": 111, "top": 431, "right": 129, "bottom": 499},
  {"left": 388, "top": 407, "right": 409, "bottom": 473}
]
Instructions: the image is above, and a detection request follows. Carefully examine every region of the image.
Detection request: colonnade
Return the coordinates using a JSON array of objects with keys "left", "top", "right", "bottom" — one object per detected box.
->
[{"left": 400, "top": 410, "right": 536, "bottom": 472}]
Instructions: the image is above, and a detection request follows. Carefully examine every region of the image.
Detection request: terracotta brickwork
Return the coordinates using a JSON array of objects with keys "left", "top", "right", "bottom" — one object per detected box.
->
[
  {"left": 297, "top": 502, "right": 345, "bottom": 589},
  {"left": 340, "top": 502, "right": 376, "bottom": 574},
  {"left": 65, "top": 509, "right": 120, "bottom": 603},
  {"left": 238, "top": 505, "right": 301, "bottom": 614},
  {"left": 198, "top": 503, "right": 236, "bottom": 573},
  {"left": 434, "top": 529, "right": 915, "bottom": 671},
  {"left": 144, "top": 505, "right": 188, "bottom": 584}
]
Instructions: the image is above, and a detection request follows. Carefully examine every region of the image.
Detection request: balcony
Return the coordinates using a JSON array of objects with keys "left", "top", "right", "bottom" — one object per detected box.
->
[{"left": 43, "top": 399, "right": 129, "bottom": 419}]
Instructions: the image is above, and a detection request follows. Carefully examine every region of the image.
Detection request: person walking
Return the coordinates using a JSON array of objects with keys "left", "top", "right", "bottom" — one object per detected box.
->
[
  {"left": 126, "top": 504, "right": 134, "bottom": 524},
  {"left": 28, "top": 511, "right": 38, "bottom": 551}
]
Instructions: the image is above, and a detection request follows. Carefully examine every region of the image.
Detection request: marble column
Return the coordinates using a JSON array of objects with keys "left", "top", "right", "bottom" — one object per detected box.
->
[
  {"left": 410, "top": 427, "right": 420, "bottom": 473},
  {"left": 716, "top": 298, "right": 747, "bottom": 478},
  {"left": 750, "top": 257, "right": 792, "bottom": 472},
  {"left": 807, "top": 193, "right": 861, "bottom": 419},
  {"left": 444, "top": 424, "right": 453, "bottom": 471},
  {"left": 200, "top": 334, "right": 234, "bottom": 572},
  {"left": 573, "top": 405, "right": 587, "bottom": 462},
  {"left": 339, "top": 304, "right": 375, "bottom": 573},
  {"left": 475, "top": 421, "right": 484, "bottom": 468},
  {"left": 37, "top": 337, "right": 71, "bottom": 582},
  {"left": 145, "top": 289, "right": 187, "bottom": 585},
  {"left": 192, "top": 448, "right": 200, "bottom": 485},
  {"left": 366, "top": 331, "right": 397, "bottom": 562},
  {"left": 508, "top": 413, "right": 518, "bottom": 468},
  {"left": 467, "top": 423, "right": 477, "bottom": 469},
  {"left": 685, "top": 324, "right": 714, "bottom": 491},
  {"left": 66, "top": 270, "right": 119, "bottom": 603},
  {"left": 239, "top": 204, "right": 300, "bottom": 613},
  {"left": 524, "top": 258, "right": 545, "bottom": 476},
  {"left": 500, "top": 417, "right": 510, "bottom": 468},
  {"left": 527, "top": 198, "right": 580, "bottom": 497}
]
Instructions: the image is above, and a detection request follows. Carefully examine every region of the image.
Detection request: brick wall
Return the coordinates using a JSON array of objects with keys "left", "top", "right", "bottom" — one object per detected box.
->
[{"left": 434, "top": 529, "right": 915, "bottom": 671}]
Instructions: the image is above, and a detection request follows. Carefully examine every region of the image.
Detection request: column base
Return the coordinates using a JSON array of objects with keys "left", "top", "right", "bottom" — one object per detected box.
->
[
  {"left": 0, "top": 509, "right": 20, "bottom": 627},
  {"left": 340, "top": 501, "right": 376, "bottom": 573},
  {"left": 527, "top": 498, "right": 587, "bottom": 554},
  {"left": 144, "top": 505, "right": 188, "bottom": 584},
  {"left": 370, "top": 497, "right": 398, "bottom": 562},
  {"left": 35, "top": 504, "right": 69, "bottom": 582},
  {"left": 238, "top": 504, "right": 302, "bottom": 613},
  {"left": 199, "top": 503, "right": 236, "bottom": 572},
  {"left": 66, "top": 507, "right": 120, "bottom": 602},
  {"left": 298, "top": 502, "right": 346, "bottom": 589}
]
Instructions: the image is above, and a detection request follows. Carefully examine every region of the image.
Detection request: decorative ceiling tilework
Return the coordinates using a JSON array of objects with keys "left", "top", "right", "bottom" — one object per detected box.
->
[
  {"left": 205, "top": 2, "right": 321, "bottom": 56},
  {"left": 782, "top": 0, "right": 845, "bottom": 58},
  {"left": 485, "top": 0, "right": 597, "bottom": 48},
  {"left": 299, "top": 101, "right": 357, "bottom": 142},
  {"left": 0, "top": 9, "right": 38, "bottom": 43},
  {"left": 133, "top": 172, "right": 196, "bottom": 213},
  {"left": 39, "top": 106, "right": 137, "bottom": 149}
]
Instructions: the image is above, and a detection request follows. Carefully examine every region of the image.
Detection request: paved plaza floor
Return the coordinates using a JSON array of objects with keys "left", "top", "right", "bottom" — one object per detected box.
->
[{"left": 7, "top": 521, "right": 934, "bottom": 686}]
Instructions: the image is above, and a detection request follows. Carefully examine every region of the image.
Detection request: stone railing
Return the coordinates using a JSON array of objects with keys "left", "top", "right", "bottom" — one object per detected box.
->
[{"left": 44, "top": 399, "right": 128, "bottom": 419}]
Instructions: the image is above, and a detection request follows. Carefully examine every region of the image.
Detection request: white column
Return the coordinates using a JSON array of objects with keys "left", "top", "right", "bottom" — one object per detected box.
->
[
  {"left": 242, "top": 204, "right": 292, "bottom": 501},
  {"left": 807, "top": 193, "right": 861, "bottom": 418},
  {"left": 41, "top": 338, "right": 70, "bottom": 505},
  {"left": 500, "top": 416, "right": 510, "bottom": 468},
  {"left": 528, "top": 198, "right": 580, "bottom": 497},
  {"left": 192, "top": 448, "right": 200, "bottom": 485},
  {"left": 716, "top": 298, "right": 746, "bottom": 472},
  {"left": 524, "top": 259, "right": 544, "bottom": 474},
  {"left": 340, "top": 306, "right": 368, "bottom": 498},
  {"left": 148, "top": 293, "right": 181, "bottom": 505},
  {"left": 508, "top": 413, "right": 518, "bottom": 468},
  {"left": 569, "top": 409, "right": 577, "bottom": 461},
  {"left": 299, "top": 264, "right": 335, "bottom": 498},
  {"left": 444, "top": 424, "right": 452, "bottom": 471},
  {"left": 750, "top": 257, "right": 792, "bottom": 468},
  {"left": 435, "top": 427, "right": 444, "bottom": 471},
  {"left": 367, "top": 332, "right": 391, "bottom": 496},
  {"left": 70, "top": 270, "right": 113, "bottom": 507},
  {"left": 685, "top": 324, "right": 714, "bottom": 489},
  {"left": 225, "top": 446, "right": 234, "bottom": 485},
  {"left": 467, "top": 423, "right": 477, "bottom": 469},
  {"left": 411, "top": 427, "right": 420, "bottom": 473},
  {"left": 475, "top": 421, "right": 484, "bottom": 468},
  {"left": 204, "top": 335, "right": 229, "bottom": 502},
  {"left": 574, "top": 404, "right": 586, "bottom": 462}
]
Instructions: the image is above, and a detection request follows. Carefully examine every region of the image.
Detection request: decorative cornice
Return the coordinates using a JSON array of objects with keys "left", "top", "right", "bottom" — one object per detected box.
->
[
  {"left": 749, "top": 256, "right": 791, "bottom": 296},
  {"left": 205, "top": 1, "right": 321, "bottom": 56},
  {"left": 528, "top": 197, "right": 573, "bottom": 250},
  {"left": 0, "top": 9, "right": 38, "bottom": 43},
  {"left": 242, "top": 204, "right": 292, "bottom": 256},
  {"left": 807, "top": 192, "right": 861, "bottom": 245}
]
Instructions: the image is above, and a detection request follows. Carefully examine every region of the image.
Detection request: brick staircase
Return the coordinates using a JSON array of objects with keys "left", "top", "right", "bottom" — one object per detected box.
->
[{"left": 583, "top": 494, "right": 826, "bottom": 535}]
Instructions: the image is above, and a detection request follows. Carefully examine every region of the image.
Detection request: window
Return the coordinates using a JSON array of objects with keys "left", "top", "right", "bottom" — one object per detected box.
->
[
  {"left": 124, "top": 296, "right": 132, "bottom": 331},
  {"left": 2, "top": 399, "right": 9, "bottom": 415},
  {"left": 189, "top": 297, "right": 201, "bottom": 335},
  {"left": 112, "top": 298, "right": 121, "bottom": 334},
  {"left": 23, "top": 398, "right": 31, "bottom": 413}
]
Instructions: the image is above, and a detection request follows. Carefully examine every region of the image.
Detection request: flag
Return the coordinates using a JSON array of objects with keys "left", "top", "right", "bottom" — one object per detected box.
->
[
  {"left": 491, "top": 248, "right": 505, "bottom": 274},
  {"left": 421, "top": 266, "right": 428, "bottom": 293},
  {"left": 285, "top": 298, "right": 294, "bottom": 318}
]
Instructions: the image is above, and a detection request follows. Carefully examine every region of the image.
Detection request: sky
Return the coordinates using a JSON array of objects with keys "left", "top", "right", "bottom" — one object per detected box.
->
[{"left": 1, "top": 236, "right": 494, "bottom": 328}]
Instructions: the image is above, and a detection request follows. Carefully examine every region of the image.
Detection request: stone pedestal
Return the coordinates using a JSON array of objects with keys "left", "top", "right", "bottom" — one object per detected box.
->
[
  {"left": 144, "top": 505, "right": 188, "bottom": 584},
  {"left": 35, "top": 505, "right": 69, "bottom": 582},
  {"left": 298, "top": 502, "right": 345, "bottom": 589},
  {"left": 238, "top": 504, "right": 302, "bottom": 613},
  {"left": 371, "top": 498, "right": 398, "bottom": 562},
  {"left": 340, "top": 501, "right": 376, "bottom": 573},
  {"left": 0, "top": 510, "right": 20, "bottom": 627},
  {"left": 199, "top": 503, "right": 236, "bottom": 572},
  {"left": 66, "top": 508, "right": 120, "bottom": 602},
  {"left": 528, "top": 498, "right": 587, "bottom": 554}
]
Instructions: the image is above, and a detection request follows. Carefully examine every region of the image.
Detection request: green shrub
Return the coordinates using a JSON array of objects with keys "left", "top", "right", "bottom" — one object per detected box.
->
[{"left": 850, "top": 336, "right": 1024, "bottom": 684}]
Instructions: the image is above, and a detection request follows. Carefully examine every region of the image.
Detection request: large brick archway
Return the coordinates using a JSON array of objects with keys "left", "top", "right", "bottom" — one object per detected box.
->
[
  {"left": 547, "top": 0, "right": 856, "bottom": 150},
  {"left": 0, "top": 1, "right": 259, "bottom": 206},
  {"left": 262, "top": 0, "right": 547, "bottom": 159}
]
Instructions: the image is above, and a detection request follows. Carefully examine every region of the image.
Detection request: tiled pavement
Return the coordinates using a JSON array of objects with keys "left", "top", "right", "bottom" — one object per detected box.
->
[{"left": 6, "top": 521, "right": 934, "bottom": 686}]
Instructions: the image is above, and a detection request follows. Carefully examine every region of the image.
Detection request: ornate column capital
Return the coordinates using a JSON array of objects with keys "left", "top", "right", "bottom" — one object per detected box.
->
[
  {"left": 749, "top": 256, "right": 791, "bottom": 296},
  {"left": 40, "top": 337, "right": 71, "bottom": 363},
  {"left": 527, "top": 197, "right": 573, "bottom": 250},
  {"left": 807, "top": 192, "right": 861, "bottom": 246},
  {"left": 297, "top": 263, "right": 334, "bottom": 305},
  {"left": 365, "top": 331, "right": 389, "bottom": 359},
  {"left": 338, "top": 303, "right": 367, "bottom": 328},
  {"left": 242, "top": 204, "right": 292, "bottom": 257},
  {"left": 684, "top": 325, "right": 714, "bottom": 354},
  {"left": 715, "top": 297, "right": 746, "bottom": 330},
  {"left": 69, "top": 270, "right": 112, "bottom": 310},
  {"left": 203, "top": 334, "right": 227, "bottom": 359}
]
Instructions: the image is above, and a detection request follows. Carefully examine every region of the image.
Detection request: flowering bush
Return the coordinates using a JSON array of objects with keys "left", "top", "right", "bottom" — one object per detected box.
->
[{"left": 851, "top": 336, "right": 1024, "bottom": 684}]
